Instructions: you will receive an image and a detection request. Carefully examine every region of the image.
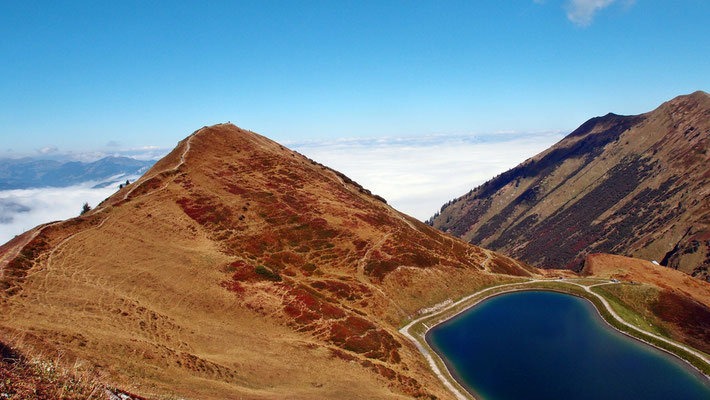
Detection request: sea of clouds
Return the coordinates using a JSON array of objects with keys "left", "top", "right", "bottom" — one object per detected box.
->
[
  {"left": 0, "top": 131, "right": 565, "bottom": 244},
  {"left": 289, "top": 132, "right": 564, "bottom": 220},
  {"left": 0, "top": 175, "right": 142, "bottom": 244}
]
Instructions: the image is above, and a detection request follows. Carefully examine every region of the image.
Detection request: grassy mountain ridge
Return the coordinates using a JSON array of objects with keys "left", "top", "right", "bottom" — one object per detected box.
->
[
  {"left": 431, "top": 91, "right": 710, "bottom": 280},
  {"left": 0, "top": 124, "right": 536, "bottom": 399}
]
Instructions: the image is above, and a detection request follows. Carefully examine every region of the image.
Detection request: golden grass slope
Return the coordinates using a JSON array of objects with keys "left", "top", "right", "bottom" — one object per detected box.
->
[{"left": 0, "top": 124, "right": 537, "bottom": 399}]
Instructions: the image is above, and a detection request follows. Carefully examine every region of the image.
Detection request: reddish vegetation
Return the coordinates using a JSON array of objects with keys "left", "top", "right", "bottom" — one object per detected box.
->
[
  {"left": 310, "top": 279, "right": 370, "bottom": 301},
  {"left": 365, "top": 258, "right": 401, "bottom": 281},
  {"left": 176, "top": 196, "right": 232, "bottom": 227},
  {"left": 280, "top": 284, "right": 346, "bottom": 323},
  {"left": 355, "top": 213, "right": 392, "bottom": 229},
  {"left": 329, "top": 347, "right": 357, "bottom": 362},
  {"left": 264, "top": 251, "right": 304, "bottom": 270},
  {"left": 1, "top": 234, "right": 50, "bottom": 296},
  {"left": 356, "top": 359, "right": 426, "bottom": 398},
  {"left": 220, "top": 279, "right": 245, "bottom": 296},
  {"left": 362, "top": 227, "right": 492, "bottom": 280},
  {"left": 126, "top": 175, "right": 164, "bottom": 200},
  {"left": 651, "top": 290, "right": 710, "bottom": 354},
  {"left": 328, "top": 316, "right": 401, "bottom": 362},
  {"left": 225, "top": 184, "right": 246, "bottom": 195}
]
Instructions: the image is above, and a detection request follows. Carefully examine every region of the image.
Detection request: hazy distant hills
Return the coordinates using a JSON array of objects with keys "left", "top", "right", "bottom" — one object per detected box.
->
[
  {"left": 0, "top": 156, "right": 154, "bottom": 190},
  {"left": 431, "top": 91, "right": 710, "bottom": 280}
]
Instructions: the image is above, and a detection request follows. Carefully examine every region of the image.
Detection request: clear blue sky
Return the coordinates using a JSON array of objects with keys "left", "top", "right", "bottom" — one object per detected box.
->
[{"left": 1, "top": 1, "right": 709, "bottom": 153}]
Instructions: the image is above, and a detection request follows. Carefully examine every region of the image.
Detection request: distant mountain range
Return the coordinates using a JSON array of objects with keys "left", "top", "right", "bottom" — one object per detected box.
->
[
  {"left": 0, "top": 156, "right": 155, "bottom": 190},
  {"left": 430, "top": 91, "right": 710, "bottom": 280}
]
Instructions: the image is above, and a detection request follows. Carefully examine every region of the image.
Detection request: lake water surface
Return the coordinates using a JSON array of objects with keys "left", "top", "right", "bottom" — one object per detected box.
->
[{"left": 427, "top": 290, "right": 710, "bottom": 400}]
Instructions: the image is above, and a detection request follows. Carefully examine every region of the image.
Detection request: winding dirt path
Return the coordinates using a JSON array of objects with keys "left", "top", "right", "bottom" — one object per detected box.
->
[
  {"left": 480, "top": 250, "right": 493, "bottom": 272},
  {"left": 120, "top": 128, "right": 197, "bottom": 202}
]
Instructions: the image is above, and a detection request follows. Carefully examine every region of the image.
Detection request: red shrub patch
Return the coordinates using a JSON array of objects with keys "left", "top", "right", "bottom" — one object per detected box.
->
[
  {"left": 176, "top": 196, "right": 232, "bottom": 227},
  {"left": 310, "top": 279, "right": 367, "bottom": 301},
  {"left": 355, "top": 213, "right": 391, "bottom": 228},
  {"left": 225, "top": 184, "right": 246, "bottom": 195},
  {"left": 279, "top": 284, "right": 347, "bottom": 328},
  {"left": 264, "top": 251, "right": 304, "bottom": 270},
  {"left": 365, "top": 259, "right": 399, "bottom": 280},
  {"left": 652, "top": 290, "right": 710, "bottom": 353},
  {"left": 220, "top": 280, "right": 245, "bottom": 295},
  {"left": 19, "top": 236, "right": 49, "bottom": 260},
  {"left": 344, "top": 331, "right": 380, "bottom": 354},
  {"left": 330, "top": 348, "right": 357, "bottom": 362},
  {"left": 354, "top": 240, "right": 368, "bottom": 251},
  {"left": 127, "top": 176, "right": 163, "bottom": 199},
  {"left": 227, "top": 261, "right": 259, "bottom": 281}
]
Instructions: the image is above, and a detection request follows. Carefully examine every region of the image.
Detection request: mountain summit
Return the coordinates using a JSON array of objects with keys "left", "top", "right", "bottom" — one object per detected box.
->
[
  {"left": 430, "top": 91, "right": 710, "bottom": 279},
  {"left": 0, "top": 124, "right": 535, "bottom": 399}
]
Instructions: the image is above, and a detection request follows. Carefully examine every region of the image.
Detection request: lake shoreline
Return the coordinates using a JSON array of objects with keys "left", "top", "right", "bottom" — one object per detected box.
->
[{"left": 400, "top": 280, "right": 710, "bottom": 400}]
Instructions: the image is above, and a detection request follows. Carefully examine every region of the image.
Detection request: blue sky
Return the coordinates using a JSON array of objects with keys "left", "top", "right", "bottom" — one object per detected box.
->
[{"left": 1, "top": 0, "right": 709, "bottom": 153}]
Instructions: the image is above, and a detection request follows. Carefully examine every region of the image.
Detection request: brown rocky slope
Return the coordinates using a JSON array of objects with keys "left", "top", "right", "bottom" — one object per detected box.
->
[
  {"left": 430, "top": 91, "right": 710, "bottom": 280},
  {"left": 0, "top": 124, "right": 538, "bottom": 399}
]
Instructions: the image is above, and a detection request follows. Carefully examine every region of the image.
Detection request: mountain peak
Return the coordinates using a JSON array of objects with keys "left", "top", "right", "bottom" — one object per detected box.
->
[
  {"left": 432, "top": 92, "right": 710, "bottom": 279},
  {"left": 1, "top": 123, "right": 537, "bottom": 399},
  {"left": 659, "top": 90, "right": 710, "bottom": 111},
  {"left": 688, "top": 90, "right": 710, "bottom": 99}
]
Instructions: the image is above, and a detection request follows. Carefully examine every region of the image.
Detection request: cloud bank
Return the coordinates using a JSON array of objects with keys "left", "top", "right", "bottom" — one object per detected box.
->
[
  {"left": 291, "top": 132, "right": 564, "bottom": 221},
  {"left": 0, "top": 132, "right": 565, "bottom": 244},
  {"left": 0, "top": 175, "right": 141, "bottom": 244},
  {"left": 2, "top": 146, "right": 169, "bottom": 163}
]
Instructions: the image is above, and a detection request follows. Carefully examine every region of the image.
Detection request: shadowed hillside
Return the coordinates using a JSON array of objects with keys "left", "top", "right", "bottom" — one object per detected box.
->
[
  {"left": 0, "top": 124, "right": 537, "bottom": 399},
  {"left": 431, "top": 91, "right": 710, "bottom": 280}
]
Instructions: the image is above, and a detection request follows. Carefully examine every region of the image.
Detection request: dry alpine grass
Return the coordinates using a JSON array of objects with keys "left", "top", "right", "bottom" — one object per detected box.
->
[
  {"left": 0, "top": 336, "right": 105, "bottom": 400},
  {"left": 0, "top": 124, "right": 537, "bottom": 399}
]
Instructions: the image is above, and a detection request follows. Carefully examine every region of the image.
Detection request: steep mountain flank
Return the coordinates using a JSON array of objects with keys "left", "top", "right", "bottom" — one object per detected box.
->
[
  {"left": 0, "top": 124, "right": 536, "bottom": 399},
  {"left": 431, "top": 91, "right": 710, "bottom": 280}
]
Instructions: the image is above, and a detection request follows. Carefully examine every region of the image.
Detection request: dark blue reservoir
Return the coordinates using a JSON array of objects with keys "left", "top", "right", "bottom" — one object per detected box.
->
[{"left": 427, "top": 290, "right": 710, "bottom": 400}]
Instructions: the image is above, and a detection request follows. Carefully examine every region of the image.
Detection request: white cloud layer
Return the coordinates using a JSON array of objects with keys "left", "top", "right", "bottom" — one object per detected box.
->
[
  {"left": 291, "top": 132, "right": 564, "bottom": 221},
  {"left": 565, "top": 0, "right": 616, "bottom": 26},
  {"left": 0, "top": 132, "right": 565, "bottom": 245},
  {"left": 0, "top": 175, "right": 141, "bottom": 244},
  {"left": 2, "top": 146, "right": 169, "bottom": 162}
]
